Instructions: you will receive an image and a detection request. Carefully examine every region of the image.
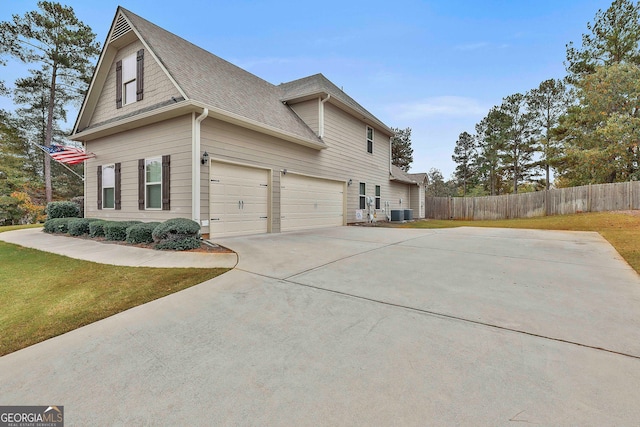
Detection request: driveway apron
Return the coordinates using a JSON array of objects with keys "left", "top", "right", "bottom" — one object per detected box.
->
[{"left": 1, "top": 226, "right": 639, "bottom": 425}]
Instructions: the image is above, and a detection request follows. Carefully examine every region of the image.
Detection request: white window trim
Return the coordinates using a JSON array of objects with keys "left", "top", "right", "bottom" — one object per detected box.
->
[
  {"left": 375, "top": 185, "right": 381, "bottom": 210},
  {"left": 145, "top": 156, "right": 162, "bottom": 210},
  {"left": 122, "top": 53, "right": 137, "bottom": 106},
  {"left": 366, "top": 126, "right": 374, "bottom": 154},
  {"left": 359, "top": 182, "right": 366, "bottom": 210},
  {"left": 102, "top": 163, "right": 115, "bottom": 210}
]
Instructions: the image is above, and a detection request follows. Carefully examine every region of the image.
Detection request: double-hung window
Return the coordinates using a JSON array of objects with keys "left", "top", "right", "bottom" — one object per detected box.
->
[
  {"left": 116, "top": 49, "right": 144, "bottom": 108},
  {"left": 102, "top": 164, "right": 115, "bottom": 209},
  {"left": 138, "top": 155, "right": 170, "bottom": 211},
  {"left": 98, "top": 163, "right": 120, "bottom": 210},
  {"left": 366, "top": 126, "right": 374, "bottom": 154},
  {"left": 375, "top": 185, "right": 381, "bottom": 209},
  {"left": 145, "top": 157, "right": 162, "bottom": 209},
  {"left": 122, "top": 54, "right": 137, "bottom": 106},
  {"left": 359, "top": 182, "right": 366, "bottom": 209}
]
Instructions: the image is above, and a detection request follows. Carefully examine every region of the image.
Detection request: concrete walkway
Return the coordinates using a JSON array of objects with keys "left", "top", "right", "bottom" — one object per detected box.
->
[
  {"left": 0, "top": 228, "right": 237, "bottom": 268},
  {"left": 2, "top": 226, "right": 640, "bottom": 425}
]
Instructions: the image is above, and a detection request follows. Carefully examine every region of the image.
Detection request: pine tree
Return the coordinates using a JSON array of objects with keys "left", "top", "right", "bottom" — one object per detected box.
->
[
  {"left": 499, "top": 93, "right": 536, "bottom": 194},
  {"left": 391, "top": 127, "right": 414, "bottom": 172},
  {"left": 527, "top": 79, "right": 569, "bottom": 190},
  {"left": 566, "top": 0, "right": 640, "bottom": 81},
  {"left": 475, "top": 107, "right": 509, "bottom": 195},
  {"left": 452, "top": 131, "right": 476, "bottom": 196},
  {"left": 0, "top": 1, "right": 100, "bottom": 202}
]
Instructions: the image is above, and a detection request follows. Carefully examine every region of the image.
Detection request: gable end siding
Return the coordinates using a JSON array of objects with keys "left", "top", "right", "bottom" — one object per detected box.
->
[
  {"left": 90, "top": 40, "right": 181, "bottom": 128},
  {"left": 288, "top": 99, "right": 319, "bottom": 136}
]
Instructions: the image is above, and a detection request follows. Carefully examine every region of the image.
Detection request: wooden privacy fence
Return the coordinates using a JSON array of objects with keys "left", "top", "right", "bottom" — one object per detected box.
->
[{"left": 425, "top": 181, "right": 640, "bottom": 220}]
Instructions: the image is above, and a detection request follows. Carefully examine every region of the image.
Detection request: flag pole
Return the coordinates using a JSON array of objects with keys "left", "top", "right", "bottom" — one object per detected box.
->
[{"left": 30, "top": 140, "right": 86, "bottom": 182}]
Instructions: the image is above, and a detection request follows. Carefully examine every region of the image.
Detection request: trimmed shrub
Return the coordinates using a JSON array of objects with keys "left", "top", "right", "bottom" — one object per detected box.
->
[
  {"left": 152, "top": 218, "right": 200, "bottom": 243},
  {"left": 70, "top": 196, "right": 84, "bottom": 218},
  {"left": 155, "top": 237, "right": 200, "bottom": 251},
  {"left": 126, "top": 222, "right": 160, "bottom": 244},
  {"left": 89, "top": 220, "right": 108, "bottom": 238},
  {"left": 43, "top": 217, "right": 72, "bottom": 234},
  {"left": 45, "top": 201, "right": 80, "bottom": 219},
  {"left": 68, "top": 218, "right": 93, "bottom": 236},
  {"left": 104, "top": 221, "right": 141, "bottom": 241}
]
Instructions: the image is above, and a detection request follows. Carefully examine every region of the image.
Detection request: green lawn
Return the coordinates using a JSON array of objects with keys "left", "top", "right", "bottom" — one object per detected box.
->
[
  {"left": 396, "top": 212, "right": 640, "bottom": 275},
  {"left": 0, "top": 225, "right": 229, "bottom": 356}
]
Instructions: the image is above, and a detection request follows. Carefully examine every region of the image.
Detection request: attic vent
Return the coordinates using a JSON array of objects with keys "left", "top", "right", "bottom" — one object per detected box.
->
[{"left": 110, "top": 14, "right": 132, "bottom": 42}]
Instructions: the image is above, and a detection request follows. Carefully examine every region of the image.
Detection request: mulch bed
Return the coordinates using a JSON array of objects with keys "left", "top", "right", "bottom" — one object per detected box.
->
[{"left": 68, "top": 234, "right": 234, "bottom": 254}]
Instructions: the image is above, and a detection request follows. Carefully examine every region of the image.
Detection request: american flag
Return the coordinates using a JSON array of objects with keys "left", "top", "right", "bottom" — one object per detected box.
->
[{"left": 39, "top": 144, "right": 95, "bottom": 165}]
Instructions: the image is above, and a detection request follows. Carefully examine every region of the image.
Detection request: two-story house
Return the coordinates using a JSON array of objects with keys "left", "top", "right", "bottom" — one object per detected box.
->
[{"left": 71, "top": 7, "right": 427, "bottom": 238}]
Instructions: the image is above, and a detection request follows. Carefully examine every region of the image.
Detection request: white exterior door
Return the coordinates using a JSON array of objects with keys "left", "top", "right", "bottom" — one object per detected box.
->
[
  {"left": 209, "top": 161, "right": 269, "bottom": 238},
  {"left": 281, "top": 174, "right": 344, "bottom": 232}
]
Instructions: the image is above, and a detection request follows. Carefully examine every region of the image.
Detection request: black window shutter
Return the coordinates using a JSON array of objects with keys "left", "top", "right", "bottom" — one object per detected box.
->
[
  {"left": 114, "top": 162, "right": 122, "bottom": 210},
  {"left": 116, "top": 60, "right": 123, "bottom": 109},
  {"left": 136, "top": 49, "right": 144, "bottom": 101},
  {"left": 162, "top": 155, "right": 171, "bottom": 210},
  {"left": 138, "top": 159, "right": 145, "bottom": 210},
  {"left": 97, "top": 166, "right": 102, "bottom": 210}
]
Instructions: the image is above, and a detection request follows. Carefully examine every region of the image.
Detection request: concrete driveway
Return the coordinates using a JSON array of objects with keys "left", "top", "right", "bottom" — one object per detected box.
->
[{"left": 1, "top": 226, "right": 640, "bottom": 425}]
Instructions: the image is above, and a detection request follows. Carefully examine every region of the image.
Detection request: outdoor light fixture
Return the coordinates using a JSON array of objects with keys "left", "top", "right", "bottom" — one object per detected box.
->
[
  {"left": 201, "top": 151, "right": 209, "bottom": 165},
  {"left": 282, "top": 169, "right": 287, "bottom": 175},
  {"left": 348, "top": 179, "right": 353, "bottom": 186}
]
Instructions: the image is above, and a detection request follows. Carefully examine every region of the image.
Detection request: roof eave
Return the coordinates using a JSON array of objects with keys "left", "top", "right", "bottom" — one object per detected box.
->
[
  {"left": 70, "top": 101, "right": 196, "bottom": 141},
  {"left": 194, "top": 102, "right": 326, "bottom": 150},
  {"left": 390, "top": 176, "right": 418, "bottom": 185},
  {"left": 71, "top": 100, "right": 326, "bottom": 150}
]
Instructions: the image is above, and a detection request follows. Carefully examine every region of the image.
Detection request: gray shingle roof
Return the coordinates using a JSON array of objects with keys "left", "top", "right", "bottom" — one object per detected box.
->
[
  {"left": 390, "top": 165, "right": 418, "bottom": 184},
  {"left": 408, "top": 172, "right": 428, "bottom": 184},
  {"left": 121, "top": 8, "right": 322, "bottom": 144}
]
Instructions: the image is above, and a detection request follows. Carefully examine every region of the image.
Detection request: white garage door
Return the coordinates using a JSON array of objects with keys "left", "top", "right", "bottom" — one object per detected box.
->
[
  {"left": 281, "top": 174, "right": 344, "bottom": 232},
  {"left": 209, "top": 161, "right": 269, "bottom": 238}
]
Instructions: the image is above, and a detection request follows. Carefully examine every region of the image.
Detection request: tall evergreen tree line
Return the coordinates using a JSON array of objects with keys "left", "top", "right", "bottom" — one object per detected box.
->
[
  {"left": 450, "top": 0, "right": 640, "bottom": 196},
  {"left": 0, "top": 1, "right": 100, "bottom": 224}
]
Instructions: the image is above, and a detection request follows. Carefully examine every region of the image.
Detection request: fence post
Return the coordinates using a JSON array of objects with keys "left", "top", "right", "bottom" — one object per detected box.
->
[
  {"left": 544, "top": 190, "right": 549, "bottom": 216},
  {"left": 587, "top": 184, "right": 592, "bottom": 212}
]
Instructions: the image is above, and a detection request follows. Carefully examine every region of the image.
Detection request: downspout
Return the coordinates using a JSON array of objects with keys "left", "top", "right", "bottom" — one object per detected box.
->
[
  {"left": 318, "top": 93, "right": 331, "bottom": 138},
  {"left": 389, "top": 136, "right": 392, "bottom": 175},
  {"left": 192, "top": 108, "right": 209, "bottom": 224}
]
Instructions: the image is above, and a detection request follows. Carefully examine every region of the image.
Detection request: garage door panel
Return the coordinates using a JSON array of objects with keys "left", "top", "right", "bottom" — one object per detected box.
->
[
  {"left": 210, "top": 161, "right": 269, "bottom": 238},
  {"left": 281, "top": 175, "right": 344, "bottom": 232}
]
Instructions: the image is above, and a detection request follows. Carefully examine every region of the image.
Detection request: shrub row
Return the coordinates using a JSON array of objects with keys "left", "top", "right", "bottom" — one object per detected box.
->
[
  {"left": 43, "top": 217, "right": 201, "bottom": 251},
  {"left": 45, "top": 201, "right": 80, "bottom": 219},
  {"left": 127, "top": 222, "right": 161, "bottom": 244}
]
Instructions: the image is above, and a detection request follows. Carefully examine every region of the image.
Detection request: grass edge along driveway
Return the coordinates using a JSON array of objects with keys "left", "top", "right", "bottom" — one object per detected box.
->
[
  {"left": 397, "top": 211, "right": 640, "bottom": 275},
  {"left": 0, "top": 225, "right": 229, "bottom": 356}
]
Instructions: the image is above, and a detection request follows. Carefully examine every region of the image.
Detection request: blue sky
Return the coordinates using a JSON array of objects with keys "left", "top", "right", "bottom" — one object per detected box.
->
[{"left": 1, "top": 0, "right": 614, "bottom": 177}]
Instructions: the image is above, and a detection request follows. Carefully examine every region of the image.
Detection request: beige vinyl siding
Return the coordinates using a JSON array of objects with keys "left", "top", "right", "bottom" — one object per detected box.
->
[
  {"left": 322, "top": 103, "right": 394, "bottom": 223},
  {"left": 201, "top": 118, "right": 326, "bottom": 233},
  {"left": 90, "top": 39, "right": 182, "bottom": 127},
  {"left": 410, "top": 183, "right": 426, "bottom": 218},
  {"left": 388, "top": 181, "right": 412, "bottom": 211},
  {"left": 289, "top": 99, "right": 319, "bottom": 136},
  {"left": 199, "top": 100, "right": 405, "bottom": 232},
  {"left": 85, "top": 115, "right": 192, "bottom": 222}
]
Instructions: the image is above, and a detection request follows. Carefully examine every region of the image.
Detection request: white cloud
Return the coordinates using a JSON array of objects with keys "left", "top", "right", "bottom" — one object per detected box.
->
[{"left": 386, "top": 96, "right": 489, "bottom": 120}]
